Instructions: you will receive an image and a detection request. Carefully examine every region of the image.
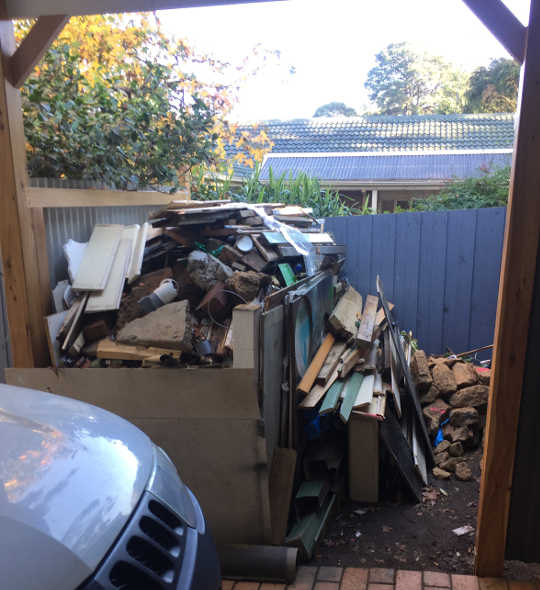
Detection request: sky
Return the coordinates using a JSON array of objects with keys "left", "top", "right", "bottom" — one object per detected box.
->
[{"left": 159, "top": 0, "right": 530, "bottom": 121}]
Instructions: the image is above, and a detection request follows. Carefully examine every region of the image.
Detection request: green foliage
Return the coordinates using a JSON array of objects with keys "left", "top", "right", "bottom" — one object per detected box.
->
[
  {"left": 22, "top": 20, "right": 217, "bottom": 191},
  {"left": 465, "top": 58, "right": 520, "bottom": 113},
  {"left": 313, "top": 102, "right": 358, "bottom": 117},
  {"left": 409, "top": 166, "right": 510, "bottom": 211},
  {"left": 365, "top": 42, "right": 468, "bottom": 115},
  {"left": 191, "top": 167, "right": 355, "bottom": 217}
]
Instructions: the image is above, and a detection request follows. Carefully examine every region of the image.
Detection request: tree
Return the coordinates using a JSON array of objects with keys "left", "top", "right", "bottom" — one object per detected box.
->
[
  {"left": 365, "top": 42, "right": 468, "bottom": 115},
  {"left": 313, "top": 102, "right": 357, "bottom": 117},
  {"left": 17, "top": 15, "right": 273, "bottom": 191},
  {"left": 465, "top": 58, "right": 520, "bottom": 113}
]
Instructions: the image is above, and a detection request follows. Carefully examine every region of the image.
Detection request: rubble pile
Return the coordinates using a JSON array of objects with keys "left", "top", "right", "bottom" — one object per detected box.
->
[
  {"left": 47, "top": 200, "right": 344, "bottom": 369},
  {"left": 411, "top": 351, "right": 491, "bottom": 481}
]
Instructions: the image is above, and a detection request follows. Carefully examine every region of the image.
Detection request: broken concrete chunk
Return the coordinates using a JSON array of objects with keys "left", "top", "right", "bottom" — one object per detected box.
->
[
  {"left": 187, "top": 250, "right": 233, "bottom": 291},
  {"left": 420, "top": 384, "right": 440, "bottom": 406},
  {"left": 455, "top": 462, "right": 473, "bottom": 481},
  {"left": 434, "top": 451, "right": 449, "bottom": 466},
  {"left": 411, "top": 350, "right": 432, "bottom": 394},
  {"left": 450, "top": 407, "right": 480, "bottom": 428},
  {"left": 431, "top": 362, "right": 457, "bottom": 398},
  {"left": 476, "top": 367, "right": 491, "bottom": 385},
  {"left": 423, "top": 398, "right": 450, "bottom": 436},
  {"left": 434, "top": 440, "right": 451, "bottom": 454},
  {"left": 449, "top": 385, "right": 489, "bottom": 410},
  {"left": 452, "top": 362, "right": 478, "bottom": 389},
  {"left": 328, "top": 285, "right": 363, "bottom": 339},
  {"left": 225, "top": 271, "right": 270, "bottom": 302},
  {"left": 448, "top": 442, "right": 464, "bottom": 457},
  {"left": 432, "top": 467, "right": 451, "bottom": 480},
  {"left": 117, "top": 300, "right": 193, "bottom": 352},
  {"left": 439, "top": 456, "right": 460, "bottom": 473},
  {"left": 443, "top": 423, "right": 474, "bottom": 445}
]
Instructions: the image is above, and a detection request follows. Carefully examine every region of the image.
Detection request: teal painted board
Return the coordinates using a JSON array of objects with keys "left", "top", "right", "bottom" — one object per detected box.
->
[
  {"left": 470, "top": 207, "right": 506, "bottom": 359},
  {"left": 339, "top": 373, "right": 364, "bottom": 424},
  {"left": 319, "top": 379, "right": 344, "bottom": 415},
  {"left": 443, "top": 209, "right": 477, "bottom": 354},
  {"left": 394, "top": 212, "right": 422, "bottom": 335},
  {"left": 417, "top": 211, "right": 448, "bottom": 355}
]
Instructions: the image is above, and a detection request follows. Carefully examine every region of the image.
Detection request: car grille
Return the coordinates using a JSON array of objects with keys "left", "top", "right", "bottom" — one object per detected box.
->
[{"left": 78, "top": 491, "right": 188, "bottom": 590}]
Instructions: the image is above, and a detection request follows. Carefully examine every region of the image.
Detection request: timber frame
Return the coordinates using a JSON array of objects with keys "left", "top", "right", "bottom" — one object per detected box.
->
[{"left": 0, "top": 0, "right": 538, "bottom": 577}]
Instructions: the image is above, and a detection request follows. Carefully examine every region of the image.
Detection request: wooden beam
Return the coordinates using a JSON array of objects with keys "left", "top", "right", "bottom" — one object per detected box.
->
[
  {"left": 0, "top": 0, "right": 273, "bottom": 19},
  {"left": 475, "top": 0, "right": 540, "bottom": 576},
  {"left": 26, "top": 186, "right": 188, "bottom": 208},
  {"left": 462, "top": 0, "right": 527, "bottom": 63},
  {"left": 7, "top": 15, "right": 68, "bottom": 89}
]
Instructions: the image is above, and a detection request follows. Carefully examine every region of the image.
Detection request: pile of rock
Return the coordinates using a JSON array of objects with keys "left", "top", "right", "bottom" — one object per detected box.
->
[{"left": 411, "top": 350, "right": 491, "bottom": 481}]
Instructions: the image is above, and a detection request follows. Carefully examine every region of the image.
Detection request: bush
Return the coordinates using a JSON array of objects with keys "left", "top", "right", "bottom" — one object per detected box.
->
[{"left": 410, "top": 166, "right": 510, "bottom": 211}]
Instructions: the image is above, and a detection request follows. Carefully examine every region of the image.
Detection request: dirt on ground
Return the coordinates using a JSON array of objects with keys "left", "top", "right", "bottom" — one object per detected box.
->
[{"left": 312, "top": 448, "right": 540, "bottom": 581}]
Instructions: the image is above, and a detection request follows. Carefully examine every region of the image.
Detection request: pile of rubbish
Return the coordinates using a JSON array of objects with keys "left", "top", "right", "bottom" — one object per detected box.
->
[
  {"left": 412, "top": 351, "right": 491, "bottom": 481},
  {"left": 46, "top": 200, "right": 344, "bottom": 368}
]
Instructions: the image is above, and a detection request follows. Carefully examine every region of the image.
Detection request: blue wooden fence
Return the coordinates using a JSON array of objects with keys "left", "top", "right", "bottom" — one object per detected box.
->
[{"left": 325, "top": 207, "right": 506, "bottom": 356}]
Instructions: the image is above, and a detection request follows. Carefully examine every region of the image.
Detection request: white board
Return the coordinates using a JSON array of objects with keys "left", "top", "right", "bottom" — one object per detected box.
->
[
  {"left": 86, "top": 239, "right": 131, "bottom": 312},
  {"left": 72, "top": 224, "right": 123, "bottom": 291}
]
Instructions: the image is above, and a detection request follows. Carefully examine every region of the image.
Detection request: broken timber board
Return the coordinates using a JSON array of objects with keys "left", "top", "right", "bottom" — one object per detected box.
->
[
  {"left": 299, "top": 365, "right": 340, "bottom": 409},
  {"left": 319, "top": 379, "right": 344, "bottom": 415},
  {"left": 356, "top": 294, "right": 378, "bottom": 348},
  {"left": 328, "top": 285, "right": 363, "bottom": 339},
  {"left": 90, "top": 338, "right": 182, "bottom": 361},
  {"left": 338, "top": 348, "right": 361, "bottom": 379},
  {"left": 72, "top": 224, "right": 123, "bottom": 291},
  {"left": 297, "top": 333, "right": 335, "bottom": 395},
  {"left": 376, "top": 275, "right": 434, "bottom": 465},
  {"left": 44, "top": 310, "right": 67, "bottom": 368},
  {"left": 269, "top": 447, "right": 297, "bottom": 545},
  {"left": 375, "top": 301, "right": 394, "bottom": 327},
  {"left": 339, "top": 372, "right": 364, "bottom": 424},
  {"left": 353, "top": 373, "right": 374, "bottom": 410},
  {"left": 316, "top": 341, "right": 347, "bottom": 384}
]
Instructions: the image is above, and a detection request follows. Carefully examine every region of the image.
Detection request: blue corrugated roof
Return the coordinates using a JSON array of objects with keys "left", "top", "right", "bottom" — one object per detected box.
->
[
  {"left": 259, "top": 152, "right": 512, "bottom": 182},
  {"left": 226, "top": 113, "right": 515, "bottom": 177}
]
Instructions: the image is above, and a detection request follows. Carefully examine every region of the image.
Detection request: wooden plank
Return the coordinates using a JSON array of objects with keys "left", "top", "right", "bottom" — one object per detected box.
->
[
  {"left": 356, "top": 294, "right": 378, "bottom": 347},
  {"left": 319, "top": 379, "right": 344, "bottom": 415},
  {"left": 339, "top": 372, "right": 364, "bottom": 424},
  {"left": 417, "top": 211, "right": 447, "bottom": 356},
  {"left": 2, "top": 0, "right": 278, "bottom": 19},
  {"left": 44, "top": 310, "right": 67, "bottom": 367},
  {"left": 232, "top": 303, "right": 261, "bottom": 370},
  {"left": 338, "top": 348, "right": 361, "bottom": 379},
  {"left": 299, "top": 364, "right": 340, "bottom": 409},
  {"left": 328, "top": 285, "right": 363, "bottom": 339},
  {"left": 61, "top": 294, "right": 88, "bottom": 352},
  {"left": 316, "top": 341, "right": 347, "bottom": 384},
  {"left": 297, "top": 333, "right": 335, "bottom": 394},
  {"left": 86, "top": 238, "right": 131, "bottom": 312},
  {"left": 476, "top": 2, "right": 540, "bottom": 575},
  {"left": 7, "top": 15, "right": 68, "bottom": 88},
  {"left": 349, "top": 412, "right": 379, "bottom": 502},
  {"left": 444, "top": 210, "right": 477, "bottom": 354},
  {"left": 375, "top": 301, "right": 394, "bottom": 327},
  {"left": 0, "top": 21, "right": 51, "bottom": 367},
  {"left": 72, "top": 224, "right": 123, "bottom": 291},
  {"left": 90, "top": 338, "right": 182, "bottom": 361},
  {"left": 462, "top": 0, "right": 526, "bottom": 63},
  {"left": 269, "top": 448, "right": 297, "bottom": 545},
  {"left": 353, "top": 373, "right": 374, "bottom": 410},
  {"left": 26, "top": 186, "right": 188, "bottom": 207}
]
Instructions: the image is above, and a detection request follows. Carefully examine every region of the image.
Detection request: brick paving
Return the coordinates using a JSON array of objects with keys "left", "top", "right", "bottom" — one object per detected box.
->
[{"left": 223, "top": 568, "right": 524, "bottom": 590}]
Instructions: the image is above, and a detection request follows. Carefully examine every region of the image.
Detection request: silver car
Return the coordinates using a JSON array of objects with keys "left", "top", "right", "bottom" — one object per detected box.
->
[{"left": 0, "top": 384, "right": 221, "bottom": 590}]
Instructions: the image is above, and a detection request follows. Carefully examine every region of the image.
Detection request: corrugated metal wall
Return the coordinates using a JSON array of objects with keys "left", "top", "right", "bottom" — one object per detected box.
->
[
  {"left": 30, "top": 177, "right": 161, "bottom": 285},
  {"left": 326, "top": 207, "right": 506, "bottom": 356}
]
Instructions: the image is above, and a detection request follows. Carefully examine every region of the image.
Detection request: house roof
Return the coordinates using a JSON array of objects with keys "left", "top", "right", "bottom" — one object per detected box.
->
[
  {"left": 226, "top": 113, "right": 515, "bottom": 177},
  {"left": 259, "top": 150, "right": 513, "bottom": 186}
]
